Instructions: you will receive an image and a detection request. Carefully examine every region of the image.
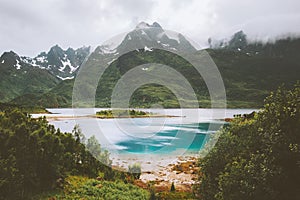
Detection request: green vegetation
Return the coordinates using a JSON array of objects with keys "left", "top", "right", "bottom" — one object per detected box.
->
[
  {"left": 11, "top": 79, "right": 74, "bottom": 108},
  {"left": 0, "top": 51, "right": 59, "bottom": 102},
  {"left": 128, "top": 163, "right": 142, "bottom": 179},
  {"left": 9, "top": 37, "right": 300, "bottom": 108},
  {"left": 86, "top": 135, "right": 112, "bottom": 166},
  {"left": 0, "top": 104, "right": 198, "bottom": 199},
  {"left": 40, "top": 176, "right": 150, "bottom": 200},
  {"left": 196, "top": 84, "right": 300, "bottom": 200},
  {"left": 96, "top": 109, "right": 152, "bottom": 118},
  {"left": 0, "top": 102, "right": 49, "bottom": 113},
  {"left": 155, "top": 191, "right": 196, "bottom": 200},
  {"left": 0, "top": 106, "right": 140, "bottom": 199}
]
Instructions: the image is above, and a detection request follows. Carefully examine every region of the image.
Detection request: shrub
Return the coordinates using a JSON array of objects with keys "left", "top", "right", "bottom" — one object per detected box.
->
[
  {"left": 196, "top": 84, "right": 300, "bottom": 200},
  {"left": 128, "top": 163, "right": 142, "bottom": 179}
]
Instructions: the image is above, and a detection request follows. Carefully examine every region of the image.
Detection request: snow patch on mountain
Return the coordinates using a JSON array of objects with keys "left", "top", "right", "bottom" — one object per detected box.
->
[
  {"left": 36, "top": 56, "right": 47, "bottom": 63},
  {"left": 21, "top": 57, "right": 46, "bottom": 69},
  {"left": 144, "top": 46, "right": 153, "bottom": 52},
  {"left": 57, "top": 75, "right": 74, "bottom": 80},
  {"left": 15, "top": 60, "right": 21, "bottom": 70},
  {"left": 99, "top": 45, "right": 117, "bottom": 54},
  {"left": 60, "top": 58, "right": 77, "bottom": 73}
]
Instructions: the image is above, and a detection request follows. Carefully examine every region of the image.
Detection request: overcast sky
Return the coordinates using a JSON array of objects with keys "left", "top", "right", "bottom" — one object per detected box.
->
[{"left": 1, "top": 0, "right": 300, "bottom": 56}]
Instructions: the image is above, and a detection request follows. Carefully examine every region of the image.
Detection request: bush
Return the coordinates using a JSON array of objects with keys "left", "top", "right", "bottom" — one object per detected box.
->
[
  {"left": 0, "top": 107, "right": 119, "bottom": 199},
  {"left": 196, "top": 84, "right": 300, "bottom": 200},
  {"left": 128, "top": 163, "right": 142, "bottom": 179},
  {"left": 53, "top": 176, "right": 150, "bottom": 200}
]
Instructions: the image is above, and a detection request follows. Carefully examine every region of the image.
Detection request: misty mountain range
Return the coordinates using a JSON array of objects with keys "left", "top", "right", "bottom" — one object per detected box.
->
[{"left": 0, "top": 22, "right": 299, "bottom": 108}]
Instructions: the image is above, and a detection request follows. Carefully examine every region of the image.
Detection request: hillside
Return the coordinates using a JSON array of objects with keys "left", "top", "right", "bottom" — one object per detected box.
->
[
  {"left": 22, "top": 37, "right": 300, "bottom": 108},
  {"left": 0, "top": 51, "right": 60, "bottom": 102},
  {"left": 0, "top": 46, "right": 89, "bottom": 102},
  {"left": 2, "top": 23, "right": 300, "bottom": 108}
]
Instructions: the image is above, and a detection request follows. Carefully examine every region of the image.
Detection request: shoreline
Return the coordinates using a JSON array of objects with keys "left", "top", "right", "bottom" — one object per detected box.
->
[{"left": 110, "top": 153, "right": 199, "bottom": 192}]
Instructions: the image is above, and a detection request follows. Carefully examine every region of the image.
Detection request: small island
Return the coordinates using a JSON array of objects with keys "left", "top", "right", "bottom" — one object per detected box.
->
[{"left": 95, "top": 109, "right": 177, "bottom": 119}]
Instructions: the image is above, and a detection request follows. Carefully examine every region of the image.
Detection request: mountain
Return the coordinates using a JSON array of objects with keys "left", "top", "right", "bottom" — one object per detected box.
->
[
  {"left": 21, "top": 45, "right": 90, "bottom": 80},
  {"left": 0, "top": 51, "right": 59, "bottom": 102},
  {"left": 32, "top": 22, "right": 203, "bottom": 108},
  {"left": 32, "top": 27, "right": 300, "bottom": 108},
  {"left": 3, "top": 22, "right": 300, "bottom": 108},
  {"left": 117, "top": 22, "right": 196, "bottom": 53},
  {"left": 227, "top": 30, "right": 248, "bottom": 51},
  {"left": 0, "top": 45, "right": 90, "bottom": 102},
  {"left": 97, "top": 22, "right": 196, "bottom": 55}
]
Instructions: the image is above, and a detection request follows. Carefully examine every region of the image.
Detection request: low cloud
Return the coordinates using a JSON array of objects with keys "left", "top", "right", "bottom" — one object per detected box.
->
[{"left": 0, "top": 0, "right": 299, "bottom": 56}]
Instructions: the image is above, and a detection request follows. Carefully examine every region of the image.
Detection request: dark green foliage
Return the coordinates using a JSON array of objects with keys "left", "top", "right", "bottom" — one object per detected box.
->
[
  {"left": 96, "top": 109, "right": 149, "bottom": 118},
  {"left": 196, "top": 84, "right": 300, "bottom": 200},
  {"left": 12, "top": 79, "right": 75, "bottom": 108},
  {"left": 0, "top": 107, "right": 118, "bottom": 199},
  {"left": 0, "top": 102, "right": 48, "bottom": 114}
]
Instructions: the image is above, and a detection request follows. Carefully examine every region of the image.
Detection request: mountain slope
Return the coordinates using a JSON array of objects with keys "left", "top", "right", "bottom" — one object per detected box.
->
[
  {"left": 34, "top": 34, "right": 300, "bottom": 108},
  {"left": 5, "top": 23, "right": 300, "bottom": 108},
  {"left": 21, "top": 45, "right": 90, "bottom": 80},
  {"left": 116, "top": 22, "right": 196, "bottom": 53},
  {"left": 0, "top": 45, "right": 90, "bottom": 103},
  {"left": 0, "top": 51, "right": 60, "bottom": 102}
]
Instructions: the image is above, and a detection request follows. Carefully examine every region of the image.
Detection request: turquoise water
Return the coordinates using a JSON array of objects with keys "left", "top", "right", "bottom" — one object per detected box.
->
[
  {"left": 35, "top": 108, "right": 254, "bottom": 155},
  {"left": 116, "top": 123, "right": 212, "bottom": 154}
]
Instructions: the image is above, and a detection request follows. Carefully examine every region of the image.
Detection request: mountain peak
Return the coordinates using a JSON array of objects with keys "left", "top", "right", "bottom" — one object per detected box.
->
[
  {"left": 228, "top": 30, "right": 248, "bottom": 50},
  {"left": 1, "top": 51, "right": 20, "bottom": 61},
  {"left": 135, "top": 22, "right": 163, "bottom": 29},
  {"left": 49, "top": 44, "right": 63, "bottom": 52},
  {"left": 136, "top": 22, "right": 150, "bottom": 29},
  {"left": 151, "top": 22, "right": 162, "bottom": 28}
]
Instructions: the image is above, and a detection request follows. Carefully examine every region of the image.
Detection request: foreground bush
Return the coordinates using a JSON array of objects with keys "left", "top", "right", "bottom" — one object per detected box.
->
[
  {"left": 196, "top": 84, "right": 300, "bottom": 200},
  {"left": 50, "top": 176, "right": 150, "bottom": 200},
  {"left": 0, "top": 108, "right": 122, "bottom": 199}
]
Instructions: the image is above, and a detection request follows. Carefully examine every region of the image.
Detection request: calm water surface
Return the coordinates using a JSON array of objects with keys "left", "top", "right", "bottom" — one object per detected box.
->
[{"left": 33, "top": 108, "right": 256, "bottom": 155}]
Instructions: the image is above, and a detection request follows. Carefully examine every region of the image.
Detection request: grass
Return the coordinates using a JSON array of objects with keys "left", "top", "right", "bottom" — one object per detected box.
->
[{"left": 35, "top": 176, "right": 150, "bottom": 200}]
